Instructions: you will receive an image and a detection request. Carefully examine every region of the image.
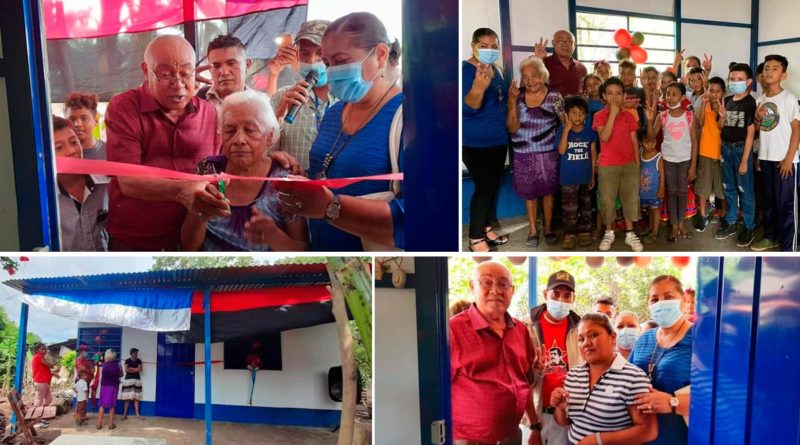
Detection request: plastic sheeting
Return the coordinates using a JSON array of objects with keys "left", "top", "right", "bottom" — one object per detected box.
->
[{"left": 47, "top": 7, "right": 307, "bottom": 103}]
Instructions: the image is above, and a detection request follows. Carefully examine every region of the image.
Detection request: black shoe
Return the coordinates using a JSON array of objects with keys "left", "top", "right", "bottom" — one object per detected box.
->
[
  {"left": 719, "top": 219, "right": 730, "bottom": 230},
  {"left": 694, "top": 214, "right": 708, "bottom": 232},
  {"left": 736, "top": 227, "right": 755, "bottom": 247},
  {"left": 715, "top": 223, "right": 737, "bottom": 240},
  {"left": 484, "top": 228, "right": 509, "bottom": 247}
]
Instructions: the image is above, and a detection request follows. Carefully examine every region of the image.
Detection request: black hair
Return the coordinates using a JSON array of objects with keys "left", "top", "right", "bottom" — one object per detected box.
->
[
  {"left": 327, "top": 12, "right": 401, "bottom": 68},
  {"left": 594, "top": 296, "right": 615, "bottom": 306},
  {"left": 707, "top": 76, "right": 726, "bottom": 91},
  {"left": 52, "top": 115, "right": 72, "bottom": 132},
  {"left": 619, "top": 60, "right": 636, "bottom": 72},
  {"left": 472, "top": 27, "right": 499, "bottom": 44},
  {"left": 686, "top": 55, "right": 701, "bottom": 66},
  {"left": 642, "top": 66, "right": 658, "bottom": 75},
  {"left": 580, "top": 313, "right": 614, "bottom": 335},
  {"left": 666, "top": 81, "right": 686, "bottom": 96},
  {"left": 728, "top": 62, "right": 753, "bottom": 79},
  {"left": 687, "top": 66, "right": 704, "bottom": 76},
  {"left": 207, "top": 34, "right": 245, "bottom": 54},
  {"left": 636, "top": 127, "right": 650, "bottom": 142},
  {"left": 564, "top": 95, "right": 588, "bottom": 114},
  {"left": 650, "top": 275, "right": 685, "bottom": 294},
  {"left": 756, "top": 62, "right": 765, "bottom": 76},
  {"left": 661, "top": 70, "right": 678, "bottom": 82},
  {"left": 764, "top": 54, "right": 789, "bottom": 72},
  {"left": 603, "top": 76, "right": 625, "bottom": 93}
]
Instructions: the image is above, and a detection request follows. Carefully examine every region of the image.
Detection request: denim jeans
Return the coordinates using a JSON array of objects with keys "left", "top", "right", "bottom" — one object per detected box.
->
[{"left": 721, "top": 141, "right": 756, "bottom": 229}]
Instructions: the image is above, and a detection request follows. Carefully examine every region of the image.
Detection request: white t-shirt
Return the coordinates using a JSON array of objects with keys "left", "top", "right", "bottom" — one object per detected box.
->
[
  {"left": 756, "top": 89, "right": 800, "bottom": 162},
  {"left": 74, "top": 379, "right": 88, "bottom": 402}
]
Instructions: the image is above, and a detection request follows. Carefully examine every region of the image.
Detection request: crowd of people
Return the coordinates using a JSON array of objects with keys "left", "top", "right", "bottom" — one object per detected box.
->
[
  {"left": 450, "top": 261, "right": 694, "bottom": 445},
  {"left": 54, "top": 12, "right": 405, "bottom": 252},
  {"left": 31, "top": 344, "right": 144, "bottom": 430},
  {"left": 463, "top": 28, "right": 800, "bottom": 252}
]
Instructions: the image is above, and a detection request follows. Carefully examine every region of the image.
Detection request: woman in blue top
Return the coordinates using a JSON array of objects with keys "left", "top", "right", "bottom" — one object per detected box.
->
[
  {"left": 463, "top": 28, "right": 510, "bottom": 252},
  {"left": 273, "top": 12, "right": 404, "bottom": 252},
  {"left": 629, "top": 275, "right": 693, "bottom": 445}
]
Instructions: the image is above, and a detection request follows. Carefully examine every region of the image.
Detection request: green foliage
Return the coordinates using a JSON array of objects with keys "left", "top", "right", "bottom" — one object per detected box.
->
[
  {"left": 449, "top": 257, "right": 694, "bottom": 323},
  {"left": 61, "top": 350, "right": 77, "bottom": 377},
  {"left": 350, "top": 321, "right": 371, "bottom": 386},
  {"left": 0, "top": 306, "right": 43, "bottom": 388}
]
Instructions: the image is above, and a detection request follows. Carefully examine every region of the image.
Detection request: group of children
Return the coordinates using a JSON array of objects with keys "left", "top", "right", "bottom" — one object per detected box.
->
[{"left": 555, "top": 54, "right": 799, "bottom": 251}]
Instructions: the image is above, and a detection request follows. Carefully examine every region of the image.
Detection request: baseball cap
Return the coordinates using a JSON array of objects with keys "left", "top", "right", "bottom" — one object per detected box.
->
[
  {"left": 547, "top": 270, "right": 575, "bottom": 291},
  {"left": 295, "top": 20, "right": 331, "bottom": 47}
]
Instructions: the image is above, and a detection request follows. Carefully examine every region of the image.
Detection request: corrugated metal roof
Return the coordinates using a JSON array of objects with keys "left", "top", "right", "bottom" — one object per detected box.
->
[{"left": 2, "top": 263, "right": 331, "bottom": 293}]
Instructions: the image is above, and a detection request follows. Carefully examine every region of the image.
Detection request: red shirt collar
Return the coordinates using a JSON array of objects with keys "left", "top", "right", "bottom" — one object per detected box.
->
[
  {"left": 467, "top": 303, "right": 516, "bottom": 331},
  {"left": 137, "top": 83, "right": 198, "bottom": 115}
]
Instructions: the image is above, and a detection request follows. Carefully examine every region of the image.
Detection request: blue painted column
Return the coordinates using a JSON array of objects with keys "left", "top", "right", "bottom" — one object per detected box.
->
[
  {"left": 528, "top": 256, "right": 538, "bottom": 310},
  {"left": 11, "top": 303, "right": 29, "bottom": 429},
  {"left": 203, "top": 288, "right": 212, "bottom": 445}
]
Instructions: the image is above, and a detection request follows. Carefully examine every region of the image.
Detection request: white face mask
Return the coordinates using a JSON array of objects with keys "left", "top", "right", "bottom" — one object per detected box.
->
[{"left": 616, "top": 327, "right": 640, "bottom": 350}]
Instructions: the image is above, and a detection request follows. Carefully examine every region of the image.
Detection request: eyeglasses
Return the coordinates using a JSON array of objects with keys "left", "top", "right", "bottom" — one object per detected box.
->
[
  {"left": 150, "top": 69, "right": 194, "bottom": 85},
  {"left": 476, "top": 278, "right": 513, "bottom": 291},
  {"left": 548, "top": 289, "right": 574, "bottom": 299}
]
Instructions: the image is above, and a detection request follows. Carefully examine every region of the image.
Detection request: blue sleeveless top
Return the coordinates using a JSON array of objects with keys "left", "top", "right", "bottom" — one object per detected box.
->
[
  {"left": 307, "top": 93, "right": 403, "bottom": 251},
  {"left": 640, "top": 150, "right": 662, "bottom": 201}
]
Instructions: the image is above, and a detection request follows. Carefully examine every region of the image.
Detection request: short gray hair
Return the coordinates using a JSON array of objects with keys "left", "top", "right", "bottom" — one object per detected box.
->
[
  {"left": 519, "top": 56, "right": 550, "bottom": 84},
  {"left": 104, "top": 348, "right": 117, "bottom": 362},
  {"left": 219, "top": 89, "right": 280, "bottom": 149}
]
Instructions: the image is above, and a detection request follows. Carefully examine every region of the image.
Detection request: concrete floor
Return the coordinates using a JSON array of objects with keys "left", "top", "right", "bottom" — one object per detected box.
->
[
  {"left": 463, "top": 215, "right": 780, "bottom": 253},
  {"left": 34, "top": 414, "right": 338, "bottom": 445}
]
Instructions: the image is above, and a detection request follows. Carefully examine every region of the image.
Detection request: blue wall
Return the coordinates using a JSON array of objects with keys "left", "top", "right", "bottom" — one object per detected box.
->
[
  {"left": 462, "top": 173, "right": 526, "bottom": 224},
  {"left": 691, "top": 257, "right": 800, "bottom": 445}
]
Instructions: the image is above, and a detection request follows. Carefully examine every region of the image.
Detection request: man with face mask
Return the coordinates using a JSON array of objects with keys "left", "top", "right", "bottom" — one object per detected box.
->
[
  {"left": 526, "top": 270, "right": 583, "bottom": 444},
  {"left": 196, "top": 34, "right": 254, "bottom": 112},
  {"left": 272, "top": 20, "right": 337, "bottom": 171}
]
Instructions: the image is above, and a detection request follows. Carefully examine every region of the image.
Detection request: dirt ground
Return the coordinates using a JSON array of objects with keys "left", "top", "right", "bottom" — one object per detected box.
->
[{"left": 23, "top": 414, "right": 339, "bottom": 445}]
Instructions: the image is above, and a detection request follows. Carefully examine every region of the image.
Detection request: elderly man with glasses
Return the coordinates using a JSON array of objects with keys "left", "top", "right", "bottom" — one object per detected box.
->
[
  {"left": 450, "top": 261, "right": 543, "bottom": 445},
  {"left": 525, "top": 270, "right": 585, "bottom": 445}
]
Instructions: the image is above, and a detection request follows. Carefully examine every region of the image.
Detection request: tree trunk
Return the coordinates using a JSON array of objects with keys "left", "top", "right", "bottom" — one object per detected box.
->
[{"left": 327, "top": 259, "right": 358, "bottom": 445}]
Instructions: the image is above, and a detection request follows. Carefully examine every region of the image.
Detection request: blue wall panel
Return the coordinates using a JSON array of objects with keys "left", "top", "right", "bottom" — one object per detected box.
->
[
  {"left": 462, "top": 174, "right": 526, "bottom": 224},
  {"left": 712, "top": 257, "right": 758, "bottom": 445},
  {"left": 749, "top": 258, "right": 800, "bottom": 444},
  {"left": 156, "top": 333, "right": 195, "bottom": 418},
  {"left": 689, "top": 257, "right": 722, "bottom": 445}
]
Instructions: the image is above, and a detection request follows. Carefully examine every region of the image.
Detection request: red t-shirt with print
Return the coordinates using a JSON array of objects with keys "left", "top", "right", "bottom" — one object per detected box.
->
[{"left": 540, "top": 313, "right": 569, "bottom": 409}]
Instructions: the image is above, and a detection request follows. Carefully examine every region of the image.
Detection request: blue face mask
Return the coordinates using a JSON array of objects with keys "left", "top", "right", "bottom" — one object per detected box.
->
[
  {"left": 729, "top": 80, "right": 747, "bottom": 95},
  {"left": 327, "top": 47, "right": 378, "bottom": 103},
  {"left": 650, "top": 299, "right": 683, "bottom": 328},
  {"left": 546, "top": 299, "right": 572, "bottom": 320},
  {"left": 299, "top": 62, "right": 328, "bottom": 87},
  {"left": 477, "top": 48, "right": 500, "bottom": 65},
  {"left": 616, "top": 327, "right": 640, "bottom": 350}
]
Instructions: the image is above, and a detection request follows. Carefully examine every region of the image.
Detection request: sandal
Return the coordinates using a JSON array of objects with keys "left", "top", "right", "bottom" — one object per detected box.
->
[
  {"left": 109, "top": 424, "right": 117, "bottom": 430},
  {"left": 97, "top": 424, "right": 102, "bottom": 430},
  {"left": 468, "top": 238, "right": 491, "bottom": 252},
  {"left": 484, "top": 228, "right": 509, "bottom": 246},
  {"left": 544, "top": 232, "right": 558, "bottom": 246},
  {"left": 121, "top": 415, "right": 127, "bottom": 421},
  {"left": 682, "top": 229, "right": 694, "bottom": 239},
  {"left": 526, "top": 233, "right": 540, "bottom": 248}
]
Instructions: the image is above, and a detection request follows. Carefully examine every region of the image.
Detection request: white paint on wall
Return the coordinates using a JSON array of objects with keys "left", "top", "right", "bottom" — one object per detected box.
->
[
  {"left": 194, "top": 322, "right": 342, "bottom": 410},
  {"left": 681, "top": 24, "right": 751, "bottom": 80},
  {"left": 758, "top": 0, "right": 800, "bottom": 43},
  {"left": 374, "top": 287, "right": 420, "bottom": 445},
  {"left": 461, "top": 0, "right": 502, "bottom": 59},
  {"left": 577, "top": 0, "right": 673, "bottom": 17},
  {"left": 758, "top": 43, "right": 800, "bottom": 99},
  {"left": 682, "top": 0, "right": 750, "bottom": 24},
  {"left": 510, "top": 0, "right": 569, "bottom": 51}
]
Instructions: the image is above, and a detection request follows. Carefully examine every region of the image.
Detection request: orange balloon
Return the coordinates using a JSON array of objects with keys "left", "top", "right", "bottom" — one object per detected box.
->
[
  {"left": 586, "top": 257, "right": 604, "bottom": 268},
  {"left": 630, "top": 45, "right": 648, "bottom": 64},
  {"left": 617, "top": 257, "right": 635, "bottom": 267},
  {"left": 634, "top": 257, "right": 652, "bottom": 268},
  {"left": 508, "top": 257, "right": 528, "bottom": 265},
  {"left": 672, "top": 257, "right": 691, "bottom": 268},
  {"left": 614, "top": 29, "right": 632, "bottom": 48}
]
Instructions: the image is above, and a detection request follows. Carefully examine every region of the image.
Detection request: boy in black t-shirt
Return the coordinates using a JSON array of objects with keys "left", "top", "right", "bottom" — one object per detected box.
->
[{"left": 715, "top": 63, "right": 757, "bottom": 247}]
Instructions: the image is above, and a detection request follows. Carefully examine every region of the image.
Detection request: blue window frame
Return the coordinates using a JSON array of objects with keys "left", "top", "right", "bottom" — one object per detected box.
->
[{"left": 77, "top": 326, "right": 123, "bottom": 360}]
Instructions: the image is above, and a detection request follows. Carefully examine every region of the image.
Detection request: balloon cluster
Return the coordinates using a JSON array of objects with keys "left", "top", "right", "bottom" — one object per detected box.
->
[{"left": 614, "top": 29, "right": 648, "bottom": 64}]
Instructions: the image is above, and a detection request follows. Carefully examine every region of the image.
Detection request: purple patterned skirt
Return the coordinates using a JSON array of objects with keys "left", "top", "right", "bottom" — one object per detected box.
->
[{"left": 512, "top": 150, "right": 560, "bottom": 200}]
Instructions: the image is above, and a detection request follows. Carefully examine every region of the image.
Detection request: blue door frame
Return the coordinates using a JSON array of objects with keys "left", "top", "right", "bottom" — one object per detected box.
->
[
  {"left": 9, "top": 0, "right": 459, "bottom": 251},
  {"left": 156, "top": 333, "right": 196, "bottom": 418}
]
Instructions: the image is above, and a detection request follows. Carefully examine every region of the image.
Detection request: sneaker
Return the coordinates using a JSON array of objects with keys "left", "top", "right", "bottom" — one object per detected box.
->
[
  {"left": 694, "top": 214, "right": 708, "bottom": 232},
  {"left": 751, "top": 238, "right": 779, "bottom": 251},
  {"left": 736, "top": 227, "right": 755, "bottom": 247},
  {"left": 599, "top": 230, "right": 615, "bottom": 251},
  {"left": 715, "top": 223, "right": 737, "bottom": 240},
  {"left": 625, "top": 231, "right": 644, "bottom": 252},
  {"left": 562, "top": 234, "right": 577, "bottom": 249}
]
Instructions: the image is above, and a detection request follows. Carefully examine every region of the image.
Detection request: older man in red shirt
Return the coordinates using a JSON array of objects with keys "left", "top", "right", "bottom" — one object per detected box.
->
[
  {"left": 533, "top": 30, "right": 588, "bottom": 96},
  {"left": 450, "top": 261, "right": 542, "bottom": 445}
]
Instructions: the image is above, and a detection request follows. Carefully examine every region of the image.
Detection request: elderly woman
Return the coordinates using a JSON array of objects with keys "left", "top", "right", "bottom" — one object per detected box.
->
[
  {"left": 462, "top": 27, "right": 510, "bottom": 252},
  {"left": 629, "top": 275, "right": 693, "bottom": 445},
  {"left": 97, "top": 349, "right": 122, "bottom": 430},
  {"left": 507, "top": 56, "right": 564, "bottom": 248},
  {"left": 271, "top": 12, "right": 404, "bottom": 252},
  {"left": 551, "top": 313, "right": 657, "bottom": 445},
  {"left": 181, "top": 90, "right": 309, "bottom": 251},
  {"left": 614, "top": 311, "right": 641, "bottom": 360}
]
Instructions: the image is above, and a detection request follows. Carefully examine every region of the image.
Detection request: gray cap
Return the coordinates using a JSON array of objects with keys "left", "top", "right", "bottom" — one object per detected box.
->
[{"left": 295, "top": 20, "right": 331, "bottom": 47}]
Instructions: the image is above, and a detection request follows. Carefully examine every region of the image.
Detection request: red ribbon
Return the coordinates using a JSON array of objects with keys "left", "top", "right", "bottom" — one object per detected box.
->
[{"left": 56, "top": 157, "right": 403, "bottom": 189}]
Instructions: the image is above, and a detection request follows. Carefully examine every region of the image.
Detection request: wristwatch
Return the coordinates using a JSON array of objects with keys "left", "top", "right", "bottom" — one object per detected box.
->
[
  {"left": 324, "top": 194, "right": 341, "bottom": 221},
  {"left": 529, "top": 422, "right": 542, "bottom": 431},
  {"left": 669, "top": 396, "right": 680, "bottom": 414}
]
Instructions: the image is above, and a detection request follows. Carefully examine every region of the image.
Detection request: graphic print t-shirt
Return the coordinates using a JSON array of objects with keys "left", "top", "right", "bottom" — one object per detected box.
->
[
  {"left": 722, "top": 94, "right": 756, "bottom": 143},
  {"left": 557, "top": 125, "right": 597, "bottom": 185},
  {"left": 756, "top": 89, "right": 800, "bottom": 162},
  {"left": 540, "top": 314, "right": 569, "bottom": 409}
]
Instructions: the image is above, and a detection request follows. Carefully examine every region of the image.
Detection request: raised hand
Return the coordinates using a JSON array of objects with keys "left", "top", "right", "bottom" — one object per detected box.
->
[
  {"left": 674, "top": 48, "right": 686, "bottom": 66},
  {"left": 756, "top": 103, "right": 767, "bottom": 121},
  {"left": 718, "top": 97, "right": 727, "bottom": 120},
  {"left": 508, "top": 79, "right": 521, "bottom": 103},
  {"left": 702, "top": 53, "right": 713, "bottom": 73},
  {"left": 534, "top": 37, "right": 548, "bottom": 59},
  {"left": 550, "top": 387, "right": 569, "bottom": 411},
  {"left": 472, "top": 63, "right": 492, "bottom": 93}
]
